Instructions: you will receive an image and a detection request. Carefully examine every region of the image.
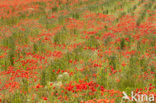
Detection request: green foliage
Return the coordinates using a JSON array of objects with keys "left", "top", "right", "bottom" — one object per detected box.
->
[
  {"left": 85, "top": 36, "right": 100, "bottom": 48},
  {"left": 6, "top": 36, "right": 16, "bottom": 66},
  {"left": 109, "top": 56, "right": 118, "bottom": 70},
  {"left": 33, "top": 40, "right": 45, "bottom": 53},
  {"left": 22, "top": 79, "right": 29, "bottom": 92},
  {"left": 97, "top": 68, "right": 108, "bottom": 88},
  {"left": 72, "top": 12, "right": 80, "bottom": 19},
  {"left": 120, "top": 38, "right": 125, "bottom": 50},
  {"left": 41, "top": 70, "right": 46, "bottom": 86},
  {"left": 10, "top": 92, "right": 25, "bottom": 103}
]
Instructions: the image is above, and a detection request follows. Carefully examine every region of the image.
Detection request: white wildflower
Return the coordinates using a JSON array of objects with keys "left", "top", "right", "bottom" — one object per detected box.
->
[
  {"left": 63, "top": 72, "right": 69, "bottom": 78},
  {"left": 57, "top": 74, "right": 63, "bottom": 80},
  {"left": 53, "top": 81, "right": 62, "bottom": 89}
]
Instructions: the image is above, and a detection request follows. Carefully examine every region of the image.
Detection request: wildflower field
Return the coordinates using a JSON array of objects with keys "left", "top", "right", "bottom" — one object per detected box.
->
[{"left": 0, "top": 0, "right": 155, "bottom": 103}]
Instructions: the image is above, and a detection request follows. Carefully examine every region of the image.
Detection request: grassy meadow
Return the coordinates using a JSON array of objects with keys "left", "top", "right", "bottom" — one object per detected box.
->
[{"left": 0, "top": 0, "right": 155, "bottom": 103}]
